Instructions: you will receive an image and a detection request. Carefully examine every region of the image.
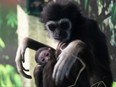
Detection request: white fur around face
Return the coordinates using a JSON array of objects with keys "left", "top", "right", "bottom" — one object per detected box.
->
[{"left": 45, "top": 18, "right": 72, "bottom": 41}]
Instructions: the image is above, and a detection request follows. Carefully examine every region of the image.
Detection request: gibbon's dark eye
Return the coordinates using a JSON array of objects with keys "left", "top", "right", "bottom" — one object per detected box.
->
[
  {"left": 48, "top": 23, "right": 57, "bottom": 31},
  {"left": 59, "top": 18, "right": 72, "bottom": 30},
  {"left": 60, "top": 21, "right": 70, "bottom": 30},
  {"left": 46, "top": 21, "right": 56, "bottom": 31},
  {"left": 44, "top": 51, "right": 50, "bottom": 57}
]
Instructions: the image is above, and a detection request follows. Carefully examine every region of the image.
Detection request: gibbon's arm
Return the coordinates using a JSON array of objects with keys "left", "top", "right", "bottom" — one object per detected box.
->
[
  {"left": 52, "top": 40, "right": 93, "bottom": 85},
  {"left": 15, "top": 37, "right": 55, "bottom": 78}
]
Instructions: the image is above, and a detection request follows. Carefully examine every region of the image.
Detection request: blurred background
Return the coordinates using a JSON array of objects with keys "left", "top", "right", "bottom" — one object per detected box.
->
[
  {"left": 0, "top": 0, "right": 21, "bottom": 87},
  {"left": 0, "top": 0, "right": 116, "bottom": 87},
  {"left": 0, "top": 0, "right": 17, "bottom": 66}
]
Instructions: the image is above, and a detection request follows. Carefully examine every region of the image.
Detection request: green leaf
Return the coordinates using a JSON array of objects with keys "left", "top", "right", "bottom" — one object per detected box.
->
[
  {"left": 112, "top": 82, "right": 116, "bottom": 87},
  {"left": 111, "top": 3, "right": 116, "bottom": 25},
  {"left": 6, "top": 11, "right": 17, "bottom": 28},
  {"left": 0, "top": 37, "right": 5, "bottom": 48},
  {"left": 14, "top": 74, "right": 22, "bottom": 87},
  {"left": 0, "top": 64, "right": 22, "bottom": 87},
  {"left": 83, "top": 0, "right": 89, "bottom": 10},
  {"left": 6, "top": 64, "right": 15, "bottom": 75}
]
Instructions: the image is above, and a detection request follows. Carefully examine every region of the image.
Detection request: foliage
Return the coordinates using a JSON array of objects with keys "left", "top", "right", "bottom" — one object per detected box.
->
[
  {"left": 83, "top": 0, "right": 89, "bottom": 10},
  {"left": 0, "top": 37, "right": 5, "bottom": 49},
  {"left": 0, "top": 3, "right": 18, "bottom": 65},
  {"left": 6, "top": 11, "right": 17, "bottom": 28},
  {"left": 75, "top": 0, "right": 116, "bottom": 58},
  {"left": 0, "top": 2, "right": 19, "bottom": 87},
  {"left": 0, "top": 64, "right": 22, "bottom": 87},
  {"left": 111, "top": 3, "right": 116, "bottom": 25},
  {"left": 75, "top": 0, "right": 116, "bottom": 82},
  {"left": 0, "top": 3, "right": 17, "bottom": 29},
  {"left": 112, "top": 82, "right": 116, "bottom": 87}
]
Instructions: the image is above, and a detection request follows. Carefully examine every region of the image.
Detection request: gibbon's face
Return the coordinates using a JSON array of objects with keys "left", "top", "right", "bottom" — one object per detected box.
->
[
  {"left": 45, "top": 18, "right": 72, "bottom": 41},
  {"left": 38, "top": 49, "right": 51, "bottom": 64},
  {"left": 41, "top": 1, "right": 81, "bottom": 41}
]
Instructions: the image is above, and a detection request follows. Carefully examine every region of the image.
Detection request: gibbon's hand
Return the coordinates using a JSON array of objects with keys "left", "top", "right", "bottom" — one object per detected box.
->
[
  {"left": 15, "top": 41, "right": 32, "bottom": 79},
  {"left": 52, "top": 40, "right": 81, "bottom": 85}
]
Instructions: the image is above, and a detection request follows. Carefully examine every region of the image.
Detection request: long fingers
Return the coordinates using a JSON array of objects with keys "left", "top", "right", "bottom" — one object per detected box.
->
[{"left": 15, "top": 48, "right": 32, "bottom": 79}]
